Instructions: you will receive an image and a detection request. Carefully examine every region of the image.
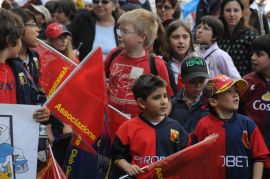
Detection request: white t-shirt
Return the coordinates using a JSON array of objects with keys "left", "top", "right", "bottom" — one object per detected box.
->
[{"left": 93, "top": 24, "right": 117, "bottom": 60}]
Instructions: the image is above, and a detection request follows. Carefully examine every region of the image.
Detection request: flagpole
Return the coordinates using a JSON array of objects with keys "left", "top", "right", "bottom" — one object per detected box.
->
[
  {"left": 48, "top": 144, "right": 62, "bottom": 179},
  {"left": 108, "top": 104, "right": 131, "bottom": 120},
  {"left": 118, "top": 166, "right": 148, "bottom": 179}
]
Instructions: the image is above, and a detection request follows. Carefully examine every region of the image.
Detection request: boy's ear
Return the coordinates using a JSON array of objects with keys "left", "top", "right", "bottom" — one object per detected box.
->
[
  {"left": 139, "top": 32, "right": 147, "bottom": 43},
  {"left": 208, "top": 98, "right": 218, "bottom": 107},
  {"left": 136, "top": 98, "right": 146, "bottom": 110}
]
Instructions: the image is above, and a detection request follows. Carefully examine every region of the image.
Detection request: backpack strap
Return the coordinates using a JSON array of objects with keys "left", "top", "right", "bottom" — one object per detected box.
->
[
  {"left": 204, "top": 48, "right": 217, "bottom": 60},
  {"left": 149, "top": 53, "right": 157, "bottom": 75},
  {"left": 109, "top": 48, "right": 123, "bottom": 66}
]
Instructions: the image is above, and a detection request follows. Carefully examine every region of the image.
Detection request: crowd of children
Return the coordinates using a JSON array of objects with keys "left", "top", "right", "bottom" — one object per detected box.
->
[{"left": 1, "top": 0, "right": 270, "bottom": 178}]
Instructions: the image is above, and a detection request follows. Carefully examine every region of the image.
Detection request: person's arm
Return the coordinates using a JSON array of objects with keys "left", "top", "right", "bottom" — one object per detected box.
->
[
  {"left": 115, "top": 159, "right": 145, "bottom": 176},
  {"left": 252, "top": 161, "right": 264, "bottom": 179}
]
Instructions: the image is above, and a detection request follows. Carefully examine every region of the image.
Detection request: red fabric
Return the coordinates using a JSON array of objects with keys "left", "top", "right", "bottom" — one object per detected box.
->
[
  {"left": 108, "top": 50, "right": 173, "bottom": 117},
  {"left": 46, "top": 48, "right": 106, "bottom": 146},
  {"left": 107, "top": 106, "right": 129, "bottom": 142},
  {"left": 35, "top": 41, "right": 77, "bottom": 98},
  {"left": 116, "top": 116, "right": 157, "bottom": 168},
  {"left": 141, "top": 134, "right": 220, "bottom": 179},
  {"left": 177, "top": 75, "right": 185, "bottom": 90},
  {"left": 0, "top": 63, "right": 16, "bottom": 103},
  {"left": 70, "top": 135, "right": 97, "bottom": 155}
]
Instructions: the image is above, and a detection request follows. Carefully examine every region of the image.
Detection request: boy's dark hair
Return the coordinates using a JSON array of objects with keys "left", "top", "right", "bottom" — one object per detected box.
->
[
  {"left": 132, "top": 74, "right": 167, "bottom": 100},
  {"left": 198, "top": 15, "right": 224, "bottom": 42},
  {"left": 11, "top": 8, "right": 36, "bottom": 24},
  {"left": 0, "top": 9, "right": 24, "bottom": 51},
  {"left": 54, "top": 0, "right": 76, "bottom": 21},
  {"left": 252, "top": 34, "right": 270, "bottom": 57}
]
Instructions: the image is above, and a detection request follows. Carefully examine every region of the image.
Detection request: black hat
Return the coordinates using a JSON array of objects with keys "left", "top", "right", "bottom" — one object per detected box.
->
[{"left": 181, "top": 56, "right": 209, "bottom": 82}]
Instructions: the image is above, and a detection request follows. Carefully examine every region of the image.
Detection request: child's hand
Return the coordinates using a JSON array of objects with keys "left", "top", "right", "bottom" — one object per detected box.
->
[
  {"left": 33, "top": 106, "right": 50, "bottom": 122},
  {"left": 62, "top": 124, "right": 73, "bottom": 136},
  {"left": 124, "top": 164, "right": 145, "bottom": 176}
]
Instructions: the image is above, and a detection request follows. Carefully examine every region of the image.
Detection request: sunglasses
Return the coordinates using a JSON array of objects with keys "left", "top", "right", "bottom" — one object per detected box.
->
[
  {"left": 156, "top": 4, "right": 173, "bottom": 10},
  {"left": 93, "top": 0, "right": 110, "bottom": 5}
]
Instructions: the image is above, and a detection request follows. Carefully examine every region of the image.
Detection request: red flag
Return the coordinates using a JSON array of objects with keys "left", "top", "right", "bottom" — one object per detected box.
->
[
  {"left": 37, "top": 145, "right": 67, "bottom": 179},
  {"left": 107, "top": 105, "right": 129, "bottom": 142},
  {"left": 45, "top": 48, "right": 106, "bottom": 146},
  {"left": 139, "top": 134, "right": 221, "bottom": 179},
  {"left": 35, "top": 39, "right": 77, "bottom": 98},
  {"left": 70, "top": 134, "right": 97, "bottom": 155}
]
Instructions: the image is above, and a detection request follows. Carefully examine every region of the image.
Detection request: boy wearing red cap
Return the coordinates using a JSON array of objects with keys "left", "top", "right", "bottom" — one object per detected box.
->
[{"left": 192, "top": 74, "right": 269, "bottom": 179}]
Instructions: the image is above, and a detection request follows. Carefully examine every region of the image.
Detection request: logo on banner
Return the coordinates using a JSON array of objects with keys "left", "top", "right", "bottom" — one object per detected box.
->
[{"left": 252, "top": 91, "right": 270, "bottom": 111}]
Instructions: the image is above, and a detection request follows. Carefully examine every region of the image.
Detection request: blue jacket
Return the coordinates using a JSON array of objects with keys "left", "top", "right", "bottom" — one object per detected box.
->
[{"left": 7, "top": 58, "right": 46, "bottom": 105}]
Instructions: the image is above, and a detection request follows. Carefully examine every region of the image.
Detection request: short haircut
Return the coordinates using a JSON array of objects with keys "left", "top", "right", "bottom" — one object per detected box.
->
[
  {"left": 132, "top": 74, "right": 167, "bottom": 100},
  {"left": 166, "top": 20, "right": 194, "bottom": 57},
  {"left": 118, "top": 9, "right": 158, "bottom": 48},
  {"left": 54, "top": 0, "right": 76, "bottom": 21},
  {"left": 252, "top": 35, "right": 270, "bottom": 57},
  {"left": 11, "top": 8, "right": 36, "bottom": 24},
  {"left": 0, "top": 9, "right": 24, "bottom": 51},
  {"left": 198, "top": 16, "right": 224, "bottom": 42}
]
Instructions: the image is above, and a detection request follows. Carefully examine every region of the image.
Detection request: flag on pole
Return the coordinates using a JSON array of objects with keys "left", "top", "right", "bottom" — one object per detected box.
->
[
  {"left": 35, "top": 39, "right": 77, "bottom": 98},
  {"left": 118, "top": 134, "right": 220, "bottom": 179},
  {"left": 181, "top": 0, "right": 200, "bottom": 18},
  {"left": 37, "top": 145, "right": 67, "bottom": 179},
  {"left": 45, "top": 48, "right": 106, "bottom": 146},
  {"left": 107, "top": 105, "right": 129, "bottom": 142}
]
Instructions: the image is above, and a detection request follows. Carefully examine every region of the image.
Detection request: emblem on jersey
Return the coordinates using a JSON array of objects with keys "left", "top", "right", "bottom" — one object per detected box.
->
[
  {"left": 18, "top": 72, "right": 27, "bottom": 85},
  {"left": 242, "top": 130, "right": 250, "bottom": 149},
  {"left": 170, "top": 129, "right": 179, "bottom": 143}
]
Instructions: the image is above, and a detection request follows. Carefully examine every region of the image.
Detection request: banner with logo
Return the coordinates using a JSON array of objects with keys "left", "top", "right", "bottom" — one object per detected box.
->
[
  {"left": 35, "top": 39, "right": 77, "bottom": 98},
  {"left": 45, "top": 48, "right": 106, "bottom": 146},
  {"left": 0, "top": 104, "right": 40, "bottom": 179}
]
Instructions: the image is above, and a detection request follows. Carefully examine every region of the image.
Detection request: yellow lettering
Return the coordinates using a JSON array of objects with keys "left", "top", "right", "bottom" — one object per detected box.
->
[
  {"left": 54, "top": 103, "right": 96, "bottom": 141},
  {"left": 48, "top": 67, "right": 69, "bottom": 98}
]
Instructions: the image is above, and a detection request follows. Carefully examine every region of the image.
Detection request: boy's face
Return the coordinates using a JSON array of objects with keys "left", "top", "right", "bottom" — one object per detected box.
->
[
  {"left": 138, "top": 87, "right": 168, "bottom": 120},
  {"left": 169, "top": 26, "right": 191, "bottom": 57},
  {"left": 50, "top": 34, "right": 69, "bottom": 52},
  {"left": 196, "top": 23, "right": 214, "bottom": 45},
  {"left": 118, "top": 23, "right": 145, "bottom": 51},
  {"left": 251, "top": 51, "right": 270, "bottom": 74},
  {"left": 22, "top": 19, "right": 40, "bottom": 48},
  {"left": 210, "top": 85, "right": 240, "bottom": 112},
  {"left": 185, "top": 77, "right": 206, "bottom": 99}
]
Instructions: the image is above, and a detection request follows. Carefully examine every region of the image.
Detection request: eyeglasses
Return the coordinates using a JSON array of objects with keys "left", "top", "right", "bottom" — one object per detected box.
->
[
  {"left": 116, "top": 28, "right": 136, "bottom": 36},
  {"left": 93, "top": 0, "right": 110, "bottom": 5},
  {"left": 25, "top": 22, "right": 37, "bottom": 28},
  {"left": 156, "top": 4, "right": 173, "bottom": 10}
]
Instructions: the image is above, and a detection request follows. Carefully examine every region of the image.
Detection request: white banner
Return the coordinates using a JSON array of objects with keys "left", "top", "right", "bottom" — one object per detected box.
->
[{"left": 0, "top": 104, "right": 40, "bottom": 179}]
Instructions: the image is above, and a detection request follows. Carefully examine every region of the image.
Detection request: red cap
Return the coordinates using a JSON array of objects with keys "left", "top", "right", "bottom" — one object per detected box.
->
[
  {"left": 204, "top": 74, "right": 248, "bottom": 98},
  {"left": 45, "top": 22, "right": 71, "bottom": 39}
]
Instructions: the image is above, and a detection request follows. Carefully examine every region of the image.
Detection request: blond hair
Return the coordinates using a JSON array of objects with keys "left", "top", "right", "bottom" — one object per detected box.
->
[{"left": 118, "top": 9, "right": 158, "bottom": 48}]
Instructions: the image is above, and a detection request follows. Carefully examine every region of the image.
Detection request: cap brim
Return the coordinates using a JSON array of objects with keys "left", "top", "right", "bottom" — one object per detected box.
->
[
  {"left": 182, "top": 72, "right": 209, "bottom": 82},
  {"left": 50, "top": 31, "right": 71, "bottom": 39},
  {"left": 216, "top": 79, "right": 248, "bottom": 94}
]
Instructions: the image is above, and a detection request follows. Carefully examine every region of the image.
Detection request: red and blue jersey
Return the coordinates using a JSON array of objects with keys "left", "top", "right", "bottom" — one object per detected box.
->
[
  {"left": 111, "top": 113, "right": 188, "bottom": 178},
  {"left": 192, "top": 112, "right": 269, "bottom": 179}
]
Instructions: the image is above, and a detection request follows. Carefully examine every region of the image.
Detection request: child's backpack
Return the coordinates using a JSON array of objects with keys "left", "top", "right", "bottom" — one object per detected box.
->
[{"left": 107, "top": 48, "right": 178, "bottom": 95}]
